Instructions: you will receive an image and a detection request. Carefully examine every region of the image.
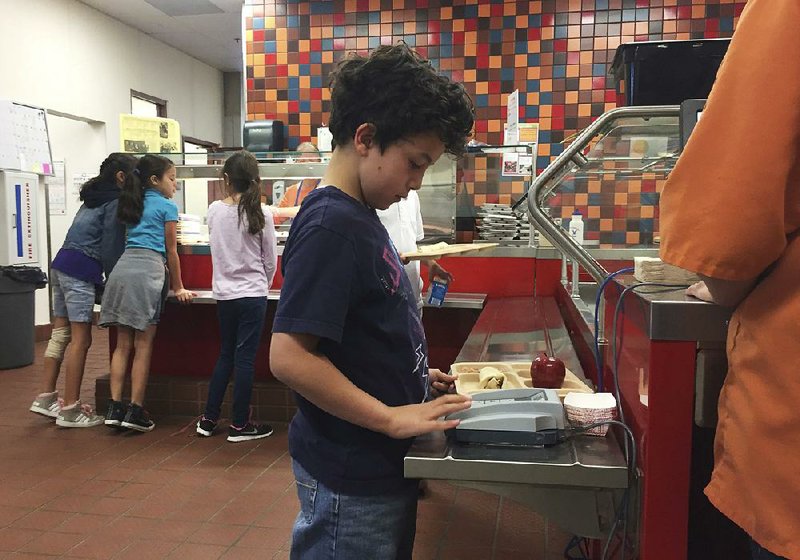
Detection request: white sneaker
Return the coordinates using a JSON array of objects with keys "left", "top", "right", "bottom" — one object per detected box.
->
[
  {"left": 56, "top": 401, "right": 104, "bottom": 428},
  {"left": 30, "top": 391, "right": 61, "bottom": 418}
]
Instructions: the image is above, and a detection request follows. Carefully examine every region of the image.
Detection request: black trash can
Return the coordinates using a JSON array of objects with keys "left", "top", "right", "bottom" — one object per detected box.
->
[{"left": 0, "top": 266, "right": 47, "bottom": 370}]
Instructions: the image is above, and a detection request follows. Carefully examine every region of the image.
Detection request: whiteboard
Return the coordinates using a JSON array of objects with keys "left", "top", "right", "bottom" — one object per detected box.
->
[{"left": 0, "top": 100, "right": 54, "bottom": 175}]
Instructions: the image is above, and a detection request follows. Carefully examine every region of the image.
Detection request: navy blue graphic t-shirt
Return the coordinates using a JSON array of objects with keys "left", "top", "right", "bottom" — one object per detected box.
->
[{"left": 273, "top": 186, "right": 428, "bottom": 495}]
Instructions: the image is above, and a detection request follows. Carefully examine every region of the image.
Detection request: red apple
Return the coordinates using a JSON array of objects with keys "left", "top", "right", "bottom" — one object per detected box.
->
[{"left": 530, "top": 352, "right": 566, "bottom": 388}]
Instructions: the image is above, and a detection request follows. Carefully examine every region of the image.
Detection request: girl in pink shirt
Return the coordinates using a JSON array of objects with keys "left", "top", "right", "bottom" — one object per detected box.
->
[{"left": 197, "top": 151, "right": 277, "bottom": 442}]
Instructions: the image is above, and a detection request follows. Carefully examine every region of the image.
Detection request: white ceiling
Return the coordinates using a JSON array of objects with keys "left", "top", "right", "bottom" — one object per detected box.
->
[{"left": 78, "top": 0, "right": 244, "bottom": 72}]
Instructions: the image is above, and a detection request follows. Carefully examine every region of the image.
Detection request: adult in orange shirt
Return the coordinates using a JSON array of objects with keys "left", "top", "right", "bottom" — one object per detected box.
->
[
  {"left": 660, "top": 1, "right": 799, "bottom": 559},
  {"left": 273, "top": 142, "right": 320, "bottom": 225}
]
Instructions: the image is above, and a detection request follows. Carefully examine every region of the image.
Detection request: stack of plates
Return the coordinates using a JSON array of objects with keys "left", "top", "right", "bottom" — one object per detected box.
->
[
  {"left": 476, "top": 203, "right": 531, "bottom": 244},
  {"left": 177, "top": 213, "right": 208, "bottom": 245}
]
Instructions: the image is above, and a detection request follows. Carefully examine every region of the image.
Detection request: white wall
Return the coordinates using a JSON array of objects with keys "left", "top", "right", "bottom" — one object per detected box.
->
[{"left": 0, "top": 0, "right": 225, "bottom": 325}]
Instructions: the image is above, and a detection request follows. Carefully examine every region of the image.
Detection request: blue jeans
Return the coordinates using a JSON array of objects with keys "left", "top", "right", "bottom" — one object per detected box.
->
[
  {"left": 203, "top": 297, "right": 267, "bottom": 427},
  {"left": 290, "top": 460, "right": 419, "bottom": 560},
  {"left": 751, "top": 539, "right": 787, "bottom": 560}
]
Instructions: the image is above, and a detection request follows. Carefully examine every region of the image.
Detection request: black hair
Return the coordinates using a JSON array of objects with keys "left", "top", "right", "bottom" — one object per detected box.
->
[
  {"left": 117, "top": 154, "right": 174, "bottom": 226},
  {"left": 223, "top": 150, "right": 265, "bottom": 235},
  {"left": 79, "top": 153, "right": 137, "bottom": 201},
  {"left": 327, "top": 43, "right": 474, "bottom": 156}
]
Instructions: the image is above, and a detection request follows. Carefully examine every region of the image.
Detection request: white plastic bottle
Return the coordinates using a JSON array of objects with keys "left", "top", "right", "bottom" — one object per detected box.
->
[{"left": 568, "top": 209, "right": 584, "bottom": 245}]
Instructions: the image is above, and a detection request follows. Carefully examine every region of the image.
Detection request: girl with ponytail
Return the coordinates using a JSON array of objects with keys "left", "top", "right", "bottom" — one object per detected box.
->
[
  {"left": 30, "top": 153, "right": 136, "bottom": 428},
  {"left": 196, "top": 150, "right": 277, "bottom": 442},
  {"left": 100, "top": 154, "right": 194, "bottom": 432}
]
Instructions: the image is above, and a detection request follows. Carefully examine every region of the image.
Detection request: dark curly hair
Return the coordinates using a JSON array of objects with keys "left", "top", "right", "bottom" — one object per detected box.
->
[
  {"left": 327, "top": 43, "right": 474, "bottom": 157},
  {"left": 79, "top": 153, "right": 137, "bottom": 201}
]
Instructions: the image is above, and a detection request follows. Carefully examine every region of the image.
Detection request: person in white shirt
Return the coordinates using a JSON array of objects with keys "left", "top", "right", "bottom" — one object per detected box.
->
[{"left": 377, "top": 190, "right": 452, "bottom": 311}]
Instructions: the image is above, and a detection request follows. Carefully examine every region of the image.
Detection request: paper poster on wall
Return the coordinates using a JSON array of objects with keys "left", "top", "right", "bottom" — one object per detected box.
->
[
  {"left": 119, "top": 114, "right": 181, "bottom": 154},
  {"left": 0, "top": 99, "right": 54, "bottom": 175},
  {"left": 502, "top": 122, "right": 539, "bottom": 178},
  {"left": 46, "top": 160, "right": 67, "bottom": 215},
  {"left": 505, "top": 90, "right": 519, "bottom": 143},
  {"left": 72, "top": 173, "right": 94, "bottom": 202}
]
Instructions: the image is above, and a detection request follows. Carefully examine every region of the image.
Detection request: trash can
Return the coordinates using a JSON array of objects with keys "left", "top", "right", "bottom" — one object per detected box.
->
[{"left": 0, "top": 266, "right": 47, "bottom": 369}]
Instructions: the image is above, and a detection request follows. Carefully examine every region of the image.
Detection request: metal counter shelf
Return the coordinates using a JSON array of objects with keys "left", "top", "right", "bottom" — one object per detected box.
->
[
  {"left": 179, "top": 242, "right": 662, "bottom": 260},
  {"left": 177, "top": 243, "right": 540, "bottom": 258},
  {"left": 406, "top": 429, "right": 628, "bottom": 489},
  {"left": 167, "top": 289, "right": 486, "bottom": 310},
  {"left": 404, "top": 296, "right": 629, "bottom": 538},
  {"left": 610, "top": 275, "right": 732, "bottom": 342}
]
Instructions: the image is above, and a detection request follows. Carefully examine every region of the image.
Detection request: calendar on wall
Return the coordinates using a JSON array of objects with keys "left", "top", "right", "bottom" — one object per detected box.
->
[{"left": 0, "top": 99, "right": 54, "bottom": 176}]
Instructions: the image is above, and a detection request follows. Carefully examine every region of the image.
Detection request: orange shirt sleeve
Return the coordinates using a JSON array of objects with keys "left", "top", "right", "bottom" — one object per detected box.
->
[
  {"left": 660, "top": 0, "right": 800, "bottom": 281},
  {"left": 273, "top": 184, "right": 300, "bottom": 226},
  {"left": 277, "top": 184, "right": 300, "bottom": 209}
]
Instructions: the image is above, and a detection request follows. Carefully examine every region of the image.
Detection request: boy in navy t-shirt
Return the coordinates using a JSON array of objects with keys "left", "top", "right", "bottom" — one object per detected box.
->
[{"left": 270, "top": 43, "right": 475, "bottom": 559}]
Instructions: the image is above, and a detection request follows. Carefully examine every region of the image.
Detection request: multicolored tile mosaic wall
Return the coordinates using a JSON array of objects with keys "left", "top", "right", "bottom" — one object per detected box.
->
[{"left": 244, "top": 0, "right": 747, "bottom": 245}]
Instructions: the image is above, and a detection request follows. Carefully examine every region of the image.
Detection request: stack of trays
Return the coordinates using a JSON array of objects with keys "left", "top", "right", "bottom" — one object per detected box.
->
[{"left": 476, "top": 203, "right": 531, "bottom": 244}]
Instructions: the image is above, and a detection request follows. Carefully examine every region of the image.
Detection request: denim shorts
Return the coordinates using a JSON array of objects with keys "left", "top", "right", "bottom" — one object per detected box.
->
[
  {"left": 290, "top": 460, "right": 419, "bottom": 560},
  {"left": 51, "top": 269, "right": 96, "bottom": 323}
]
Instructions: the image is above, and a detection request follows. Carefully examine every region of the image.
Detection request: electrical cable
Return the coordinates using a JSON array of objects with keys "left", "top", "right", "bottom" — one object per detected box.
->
[
  {"left": 606, "top": 281, "right": 690, "bottom": 559},
  {"left": 611, "top": 283, "right": 688, "bottom": 425},
  {"left": 563, "top": 419, "right": 637, "bottom": 560},
  {"left": 568, "top": 280, "right": 690, "bottom": 559},
  {"left": 563, "top": 535, "right": 590, "bottom": 559},
  {"left": 593, "top": 268, "right": 634, "bottom": 392}
]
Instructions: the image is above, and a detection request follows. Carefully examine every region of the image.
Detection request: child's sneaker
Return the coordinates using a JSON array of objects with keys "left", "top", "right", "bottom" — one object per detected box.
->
[
  {"left": 56, "top": 401, "right": 104, "bottom": 428},
  {"left": 104, "top": 399, "right": 126, "bottom": 427},
  {"left": 196, "top": 417, "right": 217, "bottom": 437},
  {"left": 227, "top": 422, "right": 273, "bottom": 443},
  {"left": 30, "top": 391, "right": 61, "bottom": 418},
  {"left": 120, "top": 403, "right": 155, "bottom": 432}
]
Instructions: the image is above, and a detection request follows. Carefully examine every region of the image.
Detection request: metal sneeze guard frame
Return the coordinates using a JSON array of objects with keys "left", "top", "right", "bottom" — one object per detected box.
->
[{"left": 526, "top": 105, "right": 680, "bottom": 284}]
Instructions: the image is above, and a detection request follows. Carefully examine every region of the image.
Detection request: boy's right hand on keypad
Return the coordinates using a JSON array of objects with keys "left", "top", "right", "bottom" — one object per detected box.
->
[{"left": 383, "top": 394, "right": 472, "bottom": 439}]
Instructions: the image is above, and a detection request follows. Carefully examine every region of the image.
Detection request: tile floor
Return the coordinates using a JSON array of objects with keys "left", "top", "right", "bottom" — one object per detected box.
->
[{"left": 0, "top": 327, "right": 572, "bottom": 559}]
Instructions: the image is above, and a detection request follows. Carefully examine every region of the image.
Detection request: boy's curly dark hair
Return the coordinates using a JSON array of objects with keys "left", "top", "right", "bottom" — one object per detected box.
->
[{"left": 327, "top": 43, "right": 474, "bottom": 157}]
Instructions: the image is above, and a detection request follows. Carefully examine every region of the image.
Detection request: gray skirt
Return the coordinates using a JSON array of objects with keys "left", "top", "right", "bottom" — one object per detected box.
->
[{"left": 99, "top": 248, "right": 168, "bottom": 331}]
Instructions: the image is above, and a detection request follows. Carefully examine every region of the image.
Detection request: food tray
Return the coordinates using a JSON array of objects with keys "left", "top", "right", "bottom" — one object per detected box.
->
[
  {"left": 401, "top": 242, "right": 498, "bottom": 260},
  {"left": 452, "top": 361, "right": 594, "bottom": 398}
]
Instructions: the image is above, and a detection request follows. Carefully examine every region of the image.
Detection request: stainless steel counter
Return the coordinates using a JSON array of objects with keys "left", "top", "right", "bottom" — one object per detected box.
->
[
  {"left": 404, "top": 296, "right": 630, "bottom": 538},
  {"left": 610, "top": 275, "right": 732, "bottom": 342},
  {"left": 168, "top": 289, "right": 486, "bottom": 310},
  {"left": 178, "top": 242, "right": 660, "bottom": 260}
]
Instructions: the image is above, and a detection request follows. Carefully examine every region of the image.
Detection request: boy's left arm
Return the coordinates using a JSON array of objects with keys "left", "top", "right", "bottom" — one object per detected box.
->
[{"left": 271, "top": 332, "right": 470, "bottom": 438}]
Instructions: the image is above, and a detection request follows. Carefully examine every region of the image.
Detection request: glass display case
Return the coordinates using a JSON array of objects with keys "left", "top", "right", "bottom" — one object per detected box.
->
[
  {"left": 526, "top": 106, "right": 681, "bottom": 284},
  {"left": 162, "top": 146, "right": 537, "bottom": 247}
]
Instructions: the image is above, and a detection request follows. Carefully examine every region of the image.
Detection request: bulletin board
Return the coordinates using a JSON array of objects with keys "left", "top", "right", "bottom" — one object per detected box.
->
[
  {"left": 0, "top": 100, "right": 54, "bottom": 175},
  {"left": 119, "top": 114, "right": 181, "bottom": 154}
]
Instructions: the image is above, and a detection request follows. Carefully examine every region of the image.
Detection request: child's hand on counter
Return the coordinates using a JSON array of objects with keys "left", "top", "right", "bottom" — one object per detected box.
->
[
  {"left": 381, "top": 393, "right": 472, "bottom": 439},
  {"left": 174, "top": 288, "right": 196, "bottom": 303}
]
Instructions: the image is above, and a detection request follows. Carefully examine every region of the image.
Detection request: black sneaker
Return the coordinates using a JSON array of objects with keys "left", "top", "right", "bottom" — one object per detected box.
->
[
  {"left": 196, "top": 417, "right": 217, "bottom": 437},
  {"left": 120, "top": 403, "right": 155, "bottom": 432},
  {"left": 104, "top": 400, "right": 126, "bottom": 427},
  {"left": 227, "top": 422, "right": 273, "bottom": 443}
]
